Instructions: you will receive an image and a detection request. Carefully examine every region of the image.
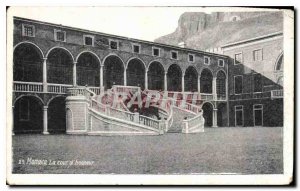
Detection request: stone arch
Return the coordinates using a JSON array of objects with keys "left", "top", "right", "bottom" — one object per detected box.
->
[
  {"left": 126, "top": 57, "right": 147, "bottom": 70},
  {"left": 13, "top": 42, "right": 44, "bottom": 82},
  {"left": 200, "top": 68, "right": 213, "bottom": 94},
  {"left": 167, "top": 64, "right": 182, "bottom": 92},
  {"left": 76, "top": 51, "right": 101, "bottom": 86},
  {"left": 126, "top": 57, "right": 146, "bottom": 89},
  {"left": 13, "top": 41, "right": 45, "bottom": 58},
  {"left": 13, "top": 94, "right": 44, "bottom": 106},
  {"left": 201, "top": 102, "right": 213, "bottom": 127},
  {"left": 274, "top": 53, "right": 283, "bottom": 71},
  {"left": 13, "top": 95, "right": 44, "bottom": 133},
  {"left": 103, "top": 54, "right": 125, "bottom": 89},
  {"left": 46, "top": 47, "right": 74, "bottom": 84},
  {"left": 47, "top": 96, "right": 67, "bottom": 133},
  {"left": 75, "top": 51, "right": 101, "bottom": 64},
  {"left": 46, "top": 46, "right": 75, "bottom": 62},
  {"left": 184, "top": 66, "right": 198, "bottom": 92},
  {"left": 147, "top": 61, "right": 165, "bottom": 90}
]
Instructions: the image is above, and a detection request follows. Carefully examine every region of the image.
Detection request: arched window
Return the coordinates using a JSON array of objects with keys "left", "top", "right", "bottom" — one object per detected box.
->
[
  {"left": 103, "top": 55, "right": 124, "bottom": 89},
  {"left": 148, "top": 61, "right": 164, "bottom": 90},
  {"left": 13, "top": 43, "right": 43, "bottom": 82},
  {"left": 126, "top": 58, "right": 145, "bottom": 89},
  {"left": 47, "top": 48, "right": 73, "bottom": 84},
  {"left": 167, "top": 64, "right": 182, "bottom": 92},
  {"left": 216, "top": 71, "right": 226, "bottom": 99},
  {"left": 77, "top": 52, "right": 100, "bottom": 86},
  {"left": 184, "top": 66, "right": 198, "bottom": 92}
]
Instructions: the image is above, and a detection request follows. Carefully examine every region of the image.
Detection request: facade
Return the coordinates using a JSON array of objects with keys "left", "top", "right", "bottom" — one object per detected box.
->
[
  {"left": 11, "top": 16, "right": 283, "bottom": 134},
  {"left": 222, "top": 32, "right": 283, "bottom": 127}
]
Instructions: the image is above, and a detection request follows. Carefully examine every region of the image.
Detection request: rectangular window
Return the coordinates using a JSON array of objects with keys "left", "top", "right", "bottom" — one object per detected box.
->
[
  {"left": 153, "top": 47, "right": 160, "bottom": 57},
  {"left": 84, "top": 35, "right": 94, "bottom": 46},
  {"left": 54, "top": 29, "right": 66, "bottom": 42},
  {"left": 204, "top": 56, "right": 210, "bottom": 65},
  {"left": 253, "top": 73, "right": 262, "bottom": 92},
  {"left": 253, "top": 104, "right": 263, "bottom": 126},
  {"left": 132, "top": 44, "right": 140, "bottom": 53},
  {"left": 171, "top": 51, "right": 178, "bottom": 60},
  {"left": 22, "top": 24, "right": 35, "bottom": 37},
  {"left": 234, "top": 75, "right": 243, "bottom": 94},
  {"left": 235, "top": 105, "right": 244, "bottom": 127},
  {"left": 253, "top": 49, "right": 263, "bottom": 61},
  {"left": 19, "top": 99, "right": 30, "bottom": 121},
  {"left": 188, "top": 54, "right": 195, "bottom": 63},
  {"left": 218, "top": 59, "right": 224, "bottom": 67},
  {"left": 109, "top": 40, "right": 119, "bottom": 50},
  {"left": 234, "top": 53, "right": 243, "bottom": 65}
]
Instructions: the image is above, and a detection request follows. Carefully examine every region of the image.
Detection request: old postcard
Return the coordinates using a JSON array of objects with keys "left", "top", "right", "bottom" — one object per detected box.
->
[{"left": 6, "top": 6, "right": 294, "bottom": 185}]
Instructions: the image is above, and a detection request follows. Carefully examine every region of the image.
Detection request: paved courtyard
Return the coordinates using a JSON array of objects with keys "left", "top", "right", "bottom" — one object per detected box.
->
[{"left": 12, "top": 127, "right": 283, "bottom": 174}]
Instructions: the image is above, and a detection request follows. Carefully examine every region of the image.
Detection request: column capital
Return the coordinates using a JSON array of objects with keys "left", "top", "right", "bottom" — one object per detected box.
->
[
  {"left": 43, "top": 106, "right": 48, "bottom": 110},
  {"left": 43, "top": 57, "right": 47, "bottom": 61},
  {"left": 73, "top": 61, "right": 77, "bottom": 64},
  {"left": 164, "top": 71, "right": 168, "bottom": 75}
]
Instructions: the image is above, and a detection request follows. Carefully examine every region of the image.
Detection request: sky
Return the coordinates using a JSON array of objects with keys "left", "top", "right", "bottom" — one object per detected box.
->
[{"left": 8, "top": 7, "right": 214, "bottom": 41}]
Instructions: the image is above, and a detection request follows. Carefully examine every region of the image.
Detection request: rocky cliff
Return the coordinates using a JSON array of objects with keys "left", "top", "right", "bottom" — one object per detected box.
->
[{"left": 155, "top": 11, "right": 283, "bottom": 50}]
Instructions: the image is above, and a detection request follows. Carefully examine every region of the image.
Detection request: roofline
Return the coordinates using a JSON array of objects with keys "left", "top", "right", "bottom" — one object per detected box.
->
[
  {"left": 13, "top": 16, "right": 229, "bottom": 58},
  {"left": 221, "top": 31, "right": 283, "bottom": 48}
]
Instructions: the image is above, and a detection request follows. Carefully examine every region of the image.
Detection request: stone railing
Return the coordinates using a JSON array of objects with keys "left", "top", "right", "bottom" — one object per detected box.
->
[
  {"left": 182, "top": 111, "right": 205, "bottom": 133},
  {"left": 112, "top": 85, "right": 141, "bottom": 95},
  {"left": 13, "top": 81, "right": 43, "bottom": 92},
  {"left": 48, "top": 83, "right": 73, "bottom": 94},
  {"left": 271, "top": 89, "right": 283, "bottom": 99}
]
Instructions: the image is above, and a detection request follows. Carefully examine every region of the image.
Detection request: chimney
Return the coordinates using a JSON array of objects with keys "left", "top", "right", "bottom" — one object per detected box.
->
[{"left": 178, "top": 42, "right": 185, "bottom": 48}]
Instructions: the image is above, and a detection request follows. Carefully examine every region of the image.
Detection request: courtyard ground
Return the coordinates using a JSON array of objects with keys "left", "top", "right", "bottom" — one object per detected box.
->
[{"left": 12, "top": 127, "right": 283, "bottom": 174}]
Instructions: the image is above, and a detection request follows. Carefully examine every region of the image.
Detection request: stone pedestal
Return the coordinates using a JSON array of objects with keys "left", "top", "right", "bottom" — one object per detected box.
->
[{"left": 65, "top": 96, "right": 89, "bottom": 134}]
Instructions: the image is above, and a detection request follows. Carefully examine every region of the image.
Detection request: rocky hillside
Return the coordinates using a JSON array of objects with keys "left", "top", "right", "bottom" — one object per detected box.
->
[{"left": 154, "top": 11, "right": 283, "bottom": 50}]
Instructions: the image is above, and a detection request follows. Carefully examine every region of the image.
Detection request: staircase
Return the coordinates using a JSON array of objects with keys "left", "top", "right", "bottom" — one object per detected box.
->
[{"left": 65, "top": 85, "right": 204, "bottom": 135}]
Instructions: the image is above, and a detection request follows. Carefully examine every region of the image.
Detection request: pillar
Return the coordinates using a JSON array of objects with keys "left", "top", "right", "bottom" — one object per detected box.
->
[
  {"left": 212, "top": 107, "right": 218, "bottom": 128},
  {"left": 100, "top": 64, "right": 104, "bottom": 87},
  {"left": 213, "top": 76, "right": 217, "bottom": 100},
  {"left": 181, "top": 73, "right": 185, "bottom": 92},
  {"left": 145, "top": 70, "right": 148, "bottom": 90},
  {"left": 197, "top": 75, "right": 201, "bottom": 93},
  {"left": 43, "top": 106, "right": 49, "bottom": 134},
  {"left": 43, "top": 57, "right": 47, "bottom": 92},
  {"left": 124, "top": 70, "right": 127, "bottom": 86},
  {"left": 164, "top": 72, "right": 167, "bottom": 91},
  {"left": 73, "top": 62, "right": 77, "bottom": 86}
]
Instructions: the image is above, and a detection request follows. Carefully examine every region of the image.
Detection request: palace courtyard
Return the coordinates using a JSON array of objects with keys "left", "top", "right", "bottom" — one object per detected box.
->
[{"left": 12, "top": 127, "right": 283, "bottom": 174}]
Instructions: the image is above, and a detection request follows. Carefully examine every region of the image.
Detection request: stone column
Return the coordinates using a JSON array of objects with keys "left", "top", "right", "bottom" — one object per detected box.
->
[
  {"left": 73, "top": 62, "right": 77, "bottom": 86},
  {"left": 181, "top": 73, "right": 185, "bottom": 92},
  {"left": 213, "top": 76, "right": 217, "bottom": 100},
  {"left": 43, "top": 106, "right": 49, "bottom": 134},
  {"left": 100, "top": 64, "right": 104, "bottom": 87},
  {"left": 164, "top": 72, "right": 167, "bottom": 91},
  {"left": 212, "top": 107, "right": 218, "bottom": 128},
  {"left": 145, "top": 70, "right": 148, "bottom": 90},
  {"left": 124, "top": 70, "right": 127, "bottom": 86},
  {"left": 43, "top": 57, "right": 47, "bottom": 92},
  {"left": 197, "top": 75, "right": 201, "bottom": 93}
]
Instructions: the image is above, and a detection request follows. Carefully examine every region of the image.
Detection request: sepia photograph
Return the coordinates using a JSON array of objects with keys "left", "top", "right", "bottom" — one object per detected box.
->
[{"left": 6, "top": 6, "right": 294, "bottom": 185}]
